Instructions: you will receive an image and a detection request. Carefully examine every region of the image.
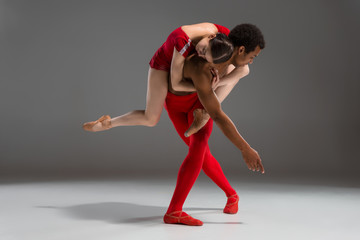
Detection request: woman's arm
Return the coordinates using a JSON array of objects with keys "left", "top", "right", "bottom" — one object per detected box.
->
[{"left": 170, "top": 48, "right": 197, "bottom": 92}]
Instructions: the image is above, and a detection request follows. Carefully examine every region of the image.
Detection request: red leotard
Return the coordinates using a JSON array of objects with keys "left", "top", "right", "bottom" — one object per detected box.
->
[{"left": 149, "top": 24, "right": 230, "bottom": 72}]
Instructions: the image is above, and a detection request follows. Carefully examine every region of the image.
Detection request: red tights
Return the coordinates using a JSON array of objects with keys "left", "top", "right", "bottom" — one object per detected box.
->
[{"left": 164, "top": 91, "right": 236, "bottom": 214}]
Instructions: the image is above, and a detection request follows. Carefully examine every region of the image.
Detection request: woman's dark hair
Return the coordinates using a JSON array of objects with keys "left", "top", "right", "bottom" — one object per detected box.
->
[
  {"left": 229, "top": 23, "right": 265, "bottom": 53},
  {"left": 210, "top": 33, "right": 234, "bottom": 64}
]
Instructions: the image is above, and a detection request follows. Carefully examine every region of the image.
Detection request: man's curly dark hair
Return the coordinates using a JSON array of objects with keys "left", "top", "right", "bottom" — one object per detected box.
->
[{"left": 229, "top": 23, "right": 265, "bottom": 53}]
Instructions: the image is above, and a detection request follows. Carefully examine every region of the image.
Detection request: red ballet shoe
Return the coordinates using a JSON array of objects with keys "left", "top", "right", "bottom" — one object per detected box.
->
[
  {"left": 163, "top": 211, "right": 203, "bottom": 226},
  {"left": 223, "top": 194, "right": 239, "bottom": 214},
  {"left": 82, "top": 115, "right": 112, "bottom": 132}
]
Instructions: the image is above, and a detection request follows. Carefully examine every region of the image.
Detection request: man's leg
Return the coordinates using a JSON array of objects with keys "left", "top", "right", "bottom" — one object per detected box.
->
[
  {"left": 202, "top": 146, "right": 237, "bottom": 197},
  {"left": 166, "top": 118, "right": 212, "bottom": 214},
  {"left": 171, "top": 113, "right": 239, "bottom": 214},
  {"left": 166, "top": 94, "right": 237, "bottom": 201},
  {"left": 202, "top": 146, "right": 239, "bottom": 214},
  {"left": 170, "top": 116, "right": 237, "bottom": 200},
  {"left": 163, "top": 93, "right": 212, "bottom": 225}
]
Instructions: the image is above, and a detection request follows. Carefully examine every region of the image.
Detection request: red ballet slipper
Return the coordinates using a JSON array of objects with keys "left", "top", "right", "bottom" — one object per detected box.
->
[
  {"left": 163, "top": 211, "right": 203, "bottom": 226},
  {"left": 223, "top": 194, "right": 239, "bottom": 214}
]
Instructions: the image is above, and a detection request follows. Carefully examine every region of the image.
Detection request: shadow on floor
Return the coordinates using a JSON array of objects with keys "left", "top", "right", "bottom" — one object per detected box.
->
[{"left": 37, "top": 202, "right": 242, "bottom": 225}]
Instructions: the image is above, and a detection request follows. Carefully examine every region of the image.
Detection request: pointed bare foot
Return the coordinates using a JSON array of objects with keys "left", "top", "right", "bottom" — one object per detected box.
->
[
  {"left": 82, "top": 115, "right": 112, "bottom": 132},
  {"left": 184, "top": 109, "right": 210, "bottom": 137}
]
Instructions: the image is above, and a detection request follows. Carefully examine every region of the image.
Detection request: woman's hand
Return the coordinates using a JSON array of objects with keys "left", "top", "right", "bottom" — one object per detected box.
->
[
  {"left": 210, "top": 68, "right": 220, "bottom": 90},
  {"left": 241, "top": 146, "right": 265, "bottom": 174}
]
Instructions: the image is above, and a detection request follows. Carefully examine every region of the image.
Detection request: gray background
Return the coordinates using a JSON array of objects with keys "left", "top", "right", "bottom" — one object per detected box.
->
[{"left": 1, "top": 0, "right": 359, "bottom": 183}]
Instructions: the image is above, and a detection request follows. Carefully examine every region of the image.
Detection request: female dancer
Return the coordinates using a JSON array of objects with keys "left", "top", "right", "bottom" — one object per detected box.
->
[{"left": 82, "top": 22, "right": 247, "bottom": 135}]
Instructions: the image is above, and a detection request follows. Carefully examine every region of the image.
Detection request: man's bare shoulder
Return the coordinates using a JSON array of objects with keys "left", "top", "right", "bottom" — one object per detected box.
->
[{"left": 183, "top": 54, "right": 212, "bottom": 78}]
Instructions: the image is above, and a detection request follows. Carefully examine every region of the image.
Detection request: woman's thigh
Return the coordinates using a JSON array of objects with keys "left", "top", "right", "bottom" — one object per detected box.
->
[{"left": 145, "top": 67, "right": 169, "bottom": 118}]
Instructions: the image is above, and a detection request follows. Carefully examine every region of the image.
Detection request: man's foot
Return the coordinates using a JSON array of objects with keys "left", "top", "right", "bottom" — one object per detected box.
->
[
  {"left": 184, "top": 109, "right": 210, "bottom": 137},
  {"left": 82, "top": 115, "right": 112, "bottom": 132},
  {"left": 163, "top": 211, "right": 203, "bottom": 226},
  {"left": 223, "top": 194, "right": 239, "bottom": 214}
]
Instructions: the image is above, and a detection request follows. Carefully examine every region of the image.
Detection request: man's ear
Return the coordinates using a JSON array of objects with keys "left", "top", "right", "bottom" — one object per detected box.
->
[{"left": 238, "top": 46, "right": 245, "bottom": 55}]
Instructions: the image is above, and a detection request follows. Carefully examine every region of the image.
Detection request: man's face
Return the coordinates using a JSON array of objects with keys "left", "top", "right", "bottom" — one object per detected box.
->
[{"left": 233, "top": 45, "right": 261, "bottom": 67}]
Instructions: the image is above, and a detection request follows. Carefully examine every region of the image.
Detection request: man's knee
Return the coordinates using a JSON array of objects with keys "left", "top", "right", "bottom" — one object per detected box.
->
[{"left": 190, "top": 133, "right": 211, "bottom": 148}]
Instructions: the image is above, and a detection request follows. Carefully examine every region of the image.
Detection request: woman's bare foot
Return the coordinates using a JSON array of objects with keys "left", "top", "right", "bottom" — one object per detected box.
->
[
  {"left": 184, "top": 109, "right": 210, "bottom": 137},
  {"left": 82, "top": 115, "right": 112, "bottom": 132}
]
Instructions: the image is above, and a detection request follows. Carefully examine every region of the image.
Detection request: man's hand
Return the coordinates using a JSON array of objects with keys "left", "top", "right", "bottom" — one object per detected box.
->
[
  {"left": 241, "top": 147, "right": 265, "bottom": 173},
  {"left": 211, "top": 68, "right": 220, "bottom": 90}
]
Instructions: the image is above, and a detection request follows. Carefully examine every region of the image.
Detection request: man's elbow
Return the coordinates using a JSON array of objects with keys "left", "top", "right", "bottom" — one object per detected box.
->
[{"left": 208, "top": 110, "right": 223, "bottom": 122}]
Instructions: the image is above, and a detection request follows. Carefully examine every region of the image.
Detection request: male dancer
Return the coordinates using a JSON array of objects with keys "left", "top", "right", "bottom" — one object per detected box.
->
[{"left": 163, "top": 24, "right": 265, "bottom": 226}]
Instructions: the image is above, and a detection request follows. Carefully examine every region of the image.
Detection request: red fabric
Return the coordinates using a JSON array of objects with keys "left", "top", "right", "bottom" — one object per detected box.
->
[
  {"left": 214, "top": 24, "right": 230, "bottom": 36},
  {"left": 149, "top": 27, "right": 193, "bottom": 72},
  {"left": 223, "top": 194, "right": 239, "bottom": 214},
  {"left": 149, "top": 24, "right": 230, "bottom": 72},
  {"left": 163, "top": 211, "right": 203, "bottom": 226},
  {"left": 164, "top": 91, "right": 236, "bottom": 213}
]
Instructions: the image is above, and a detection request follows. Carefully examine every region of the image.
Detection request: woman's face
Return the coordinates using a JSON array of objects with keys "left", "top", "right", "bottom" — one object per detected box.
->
[{"left": 195, "top": 35, "right": 215, "bottom": 62}]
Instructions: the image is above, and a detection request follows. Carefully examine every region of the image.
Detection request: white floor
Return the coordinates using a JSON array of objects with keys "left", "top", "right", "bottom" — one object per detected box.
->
[{"left": 1, "top": 178, "right": 359, "bottom": 240}]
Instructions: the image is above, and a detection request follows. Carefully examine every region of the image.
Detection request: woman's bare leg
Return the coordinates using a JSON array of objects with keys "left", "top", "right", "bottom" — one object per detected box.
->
[{"left": 83, "top": 67, "right": 169, "bottom": 131}]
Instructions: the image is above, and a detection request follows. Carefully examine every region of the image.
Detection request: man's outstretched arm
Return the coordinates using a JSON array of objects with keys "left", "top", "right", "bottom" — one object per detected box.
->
[{"left": 187, "top": 61, "right": 264, "bottom": 173}]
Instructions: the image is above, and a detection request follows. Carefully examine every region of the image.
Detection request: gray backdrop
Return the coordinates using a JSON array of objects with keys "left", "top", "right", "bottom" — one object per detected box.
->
[{"left": 1, "top": 0, "right": 359, "bottom": 182}]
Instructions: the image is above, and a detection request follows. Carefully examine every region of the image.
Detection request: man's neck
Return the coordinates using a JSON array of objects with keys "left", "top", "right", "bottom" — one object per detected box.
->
[{"left": 229, "top": 51, "right": 238, "bottom": 67}]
